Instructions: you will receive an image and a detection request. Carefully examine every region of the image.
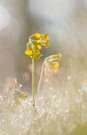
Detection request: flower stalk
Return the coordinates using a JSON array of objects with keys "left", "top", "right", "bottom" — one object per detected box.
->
[
  {"left": 37, "top": 62, "right": 44, "bottom": 92},
  {"left": 32, "top": 57, "right": 35, "bottom": 106}
]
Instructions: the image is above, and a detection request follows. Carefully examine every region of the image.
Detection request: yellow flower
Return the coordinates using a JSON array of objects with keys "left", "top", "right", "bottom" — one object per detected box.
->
[
  {"left": 25, "top": 49, "right": 33, "bottom": 56},
  {"left": 14, "top": 90, "right": 28, "bottom": 105},
  {"left": 53, "top": 62, "right": 59, "bottom": 68},
  {"left": 16, "top": 93, "right": 28, "bottom": 105},
  {"left": 57, "top": 53, "right": 62, "bottom": 60},
  {"left": 25, "top": 33, "right": 50, "bottom": 59},
  {"left": 18, "top": 93, "right": 28, "bottom": 100},
  {"left": 36, "top": 44, "right": 42, "bottom": 50},
  {"left": 34, "top": 33, "right": 41, "bottom": 39},
  {"left": 43, "top": 33, "right": 49, "bottom": 40},
  {"left": 34, "top": 51, "right": 43, "bottom": 59},
  {"left": 45, "top": 40, "right": 50, "bottom": 48},
  {"left": 53, "top": 53, "right": 62, "bottom": 60}
]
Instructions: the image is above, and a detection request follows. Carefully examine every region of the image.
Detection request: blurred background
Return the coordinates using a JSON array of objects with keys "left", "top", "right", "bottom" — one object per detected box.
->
[{"left": 0, "top": 0, "right": 87, "bottom": 95}]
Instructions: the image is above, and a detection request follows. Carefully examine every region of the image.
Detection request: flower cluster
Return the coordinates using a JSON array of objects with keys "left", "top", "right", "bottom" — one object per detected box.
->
[
  {"left": 44, "top": 53, "right": 62, "bottom": 77},
  {"left": 25, "top": 33, "right": 50, "bottom": 59}
]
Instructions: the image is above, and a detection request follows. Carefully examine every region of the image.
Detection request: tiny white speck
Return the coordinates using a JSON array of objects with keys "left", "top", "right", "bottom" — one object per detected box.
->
[{"left": 19, "top": 84, "right": 22, "bottom": 87}]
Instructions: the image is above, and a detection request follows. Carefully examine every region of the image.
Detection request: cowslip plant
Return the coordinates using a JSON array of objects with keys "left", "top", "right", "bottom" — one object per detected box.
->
[
  {"left": 25, "top": 33, "right": 50, "bottom": 106},
  {"left": 44, "top": 53, "right": 62, "bottom": 76},
  {"left": 25, "top": 33, "right": 62, "bottom": 106}
]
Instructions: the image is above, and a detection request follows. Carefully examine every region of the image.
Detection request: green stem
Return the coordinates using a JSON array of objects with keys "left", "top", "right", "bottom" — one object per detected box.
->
[
  {"left": 32, "top": 57, "right": 35, "bottom": 106},
  {"left": 37, "top": 62, "right": 44, "bottom": 92}
]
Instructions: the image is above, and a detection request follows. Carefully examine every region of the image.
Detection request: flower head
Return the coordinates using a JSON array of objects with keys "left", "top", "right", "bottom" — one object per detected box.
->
[
  {"left": 44, "top": 53, "right": 62, "bottom": 77},
  {"left": 36, "top": 44, "right": 42, "bottom": 50},
  {"left": 34, "top": 33, "right": 41, "bottom": 40},
  {"left": 25, "top": 33, "right": 50, "bottom": 59}
]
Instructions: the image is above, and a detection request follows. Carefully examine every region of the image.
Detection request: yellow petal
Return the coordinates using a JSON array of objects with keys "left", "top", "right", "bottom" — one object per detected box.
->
[
  {"left": 57, "top": 53, "right": 62, "bottom": 60},
  {"left": 53, "top": 62, "right": 59, "bottom": 68},
  {"left": 19, "top": 94, "right": 28, "bottom": 100},
  {"left": 55, "top": 53, "right": 62, "bottom": 60},
  {"left": 34, "top": 33, "right": 41, "bottom": 39},
  {"left": 25, "top": 49, "right": 33, "bottom": 55},
  {"left": 35, "top": 52, "right": 43, "bottom": 59},
  {"left": 36, "top": 44, "right": 42, "bottom": 50},
  {"left": 45, "top": 41, "right": 50, "bottom": 48},
  {"left": 43, "top": 33, "right": 49, "bottom": 40}
]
